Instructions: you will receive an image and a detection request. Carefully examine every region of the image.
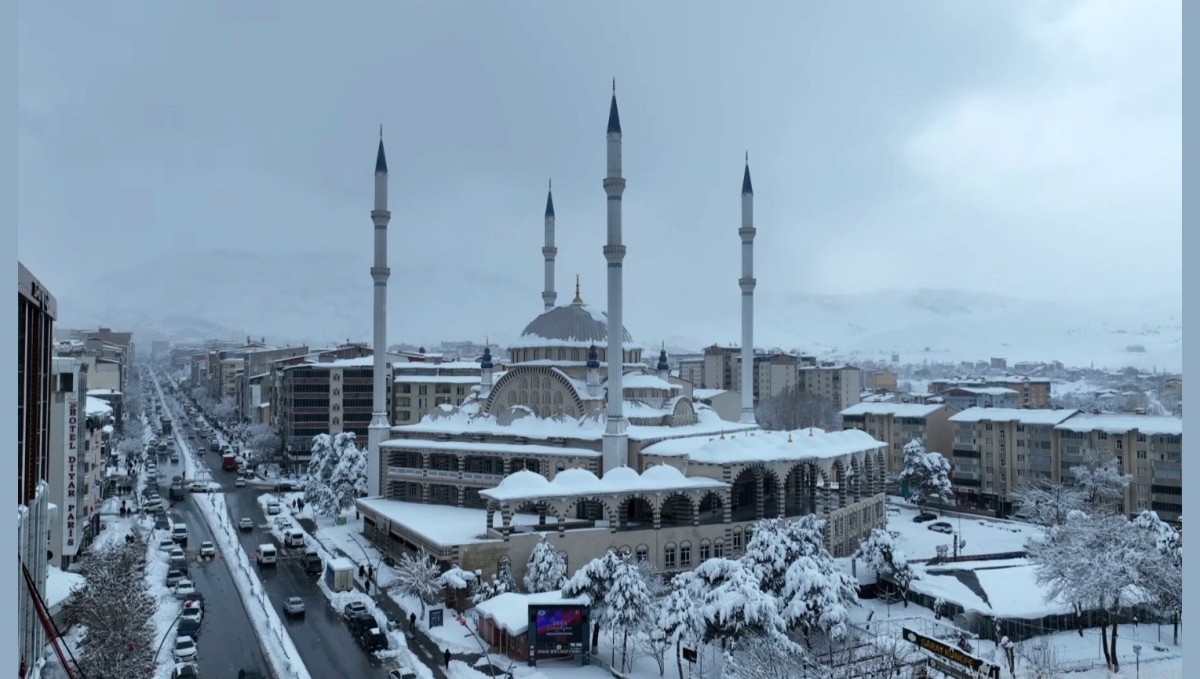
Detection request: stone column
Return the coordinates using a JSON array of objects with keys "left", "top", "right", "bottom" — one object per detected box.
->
[{"left": 753, "top": 468, "right": 765, "bottom": 520}]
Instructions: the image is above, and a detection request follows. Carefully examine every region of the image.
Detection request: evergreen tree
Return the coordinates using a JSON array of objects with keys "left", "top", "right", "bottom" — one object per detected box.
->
[{"left": 523, "top": 536, "right": 567, "bottom": 593}]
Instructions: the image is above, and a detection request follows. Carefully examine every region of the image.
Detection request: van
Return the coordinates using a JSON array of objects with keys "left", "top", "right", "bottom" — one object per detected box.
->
[
  {"left": 284, "top": 530, "right": 306, "bottom": 549},
  {"left": 257, "top": 544, "right": 277, "bottom": 566},
  {"left": 172, "top": 524, "right": 189, "bottom": 544}
]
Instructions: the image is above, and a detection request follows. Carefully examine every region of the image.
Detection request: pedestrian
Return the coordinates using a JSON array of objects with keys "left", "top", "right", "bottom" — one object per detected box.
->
[
  {"left": 358, "top": 564, "right": 366, "bottom": 579},
  {"left": 367, "top": 565, "right": 374, "bottom": 581},
  {"left": 443, "top": 649, "right": 451, "bottom": 668},
  {"left": 409, "top": 612, "right": 416, "bottom": 632}
]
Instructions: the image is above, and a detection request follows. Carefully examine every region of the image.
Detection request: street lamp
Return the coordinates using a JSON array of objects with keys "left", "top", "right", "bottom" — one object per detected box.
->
[{"left": 1133, "top": 644, "right": 1141, "bottom": 679}]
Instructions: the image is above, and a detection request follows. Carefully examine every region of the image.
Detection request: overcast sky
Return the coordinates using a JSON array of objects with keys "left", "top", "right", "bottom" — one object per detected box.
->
[{"left": 17, "top": 0, "right": 1181, "bottom": 344}]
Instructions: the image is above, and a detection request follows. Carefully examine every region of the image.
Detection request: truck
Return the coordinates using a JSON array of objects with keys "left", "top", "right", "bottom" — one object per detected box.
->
[
  {"left": 324, "top": 557, "right": 356, "bottom": 592},
  {"left": 222, "top": 453, "right": 237, "bottom": 471}
]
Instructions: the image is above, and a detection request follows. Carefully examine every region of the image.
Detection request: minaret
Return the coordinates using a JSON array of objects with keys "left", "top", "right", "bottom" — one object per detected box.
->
[
  {"left": 367, "top": 128, "right": 392, "bottom": 497},
  {"left": 739, "top": 153, "right": 757, "bottom": 425},
  {"left": 542, "top": 180, "right": 557, "bottom": 311},
  {"left": 602, "top": 80, "right": 629, "bottom": 472},
  {"left": 657, "top": 345, "right": 670, "bottom": 381},
  {"left": 479, "top": 347, "right": 494, "bottom": 400}
]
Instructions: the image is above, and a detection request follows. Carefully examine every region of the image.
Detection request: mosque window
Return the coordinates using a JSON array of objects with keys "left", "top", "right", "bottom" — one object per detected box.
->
[
  {"left": 679, "top": 542, "right": 692, "bottom": 567},
  {"left": 713, "top": 539, "right": 725, "bottom": 558},
  {"left": 554, "top": 392, "right": 563, "bottom": 405},
  {"left": 520, "top": 377, "right": 529, "bottom": 389},
  {"left": 532, "top": 392, "right": 540, "bottom": 405},
  {"left": 664, "top": 543, "right": 677, "bottom": 569},
  {"left": 699, "top": 540, "right": 711, "bottom": 562},
  {"left": 519, "top": 391, "right": 528, "bottom": 403},
  {"left": 508, "top": 391, "right": 517, "bottom": 404},
  {"left": 636, "top": 545, "right": 648, "bottom": 562},
  {"left": 732, "top": 528, "right": 743, "bottom": 552},
  {"left": 542, "top": 377, "right": 552, "bottom": 389}
]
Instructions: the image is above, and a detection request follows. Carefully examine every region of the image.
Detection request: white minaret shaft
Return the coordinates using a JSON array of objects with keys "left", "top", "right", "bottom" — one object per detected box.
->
[
  {"left": 739, "top": 155, "right": 757, "bottom": 425},
  {"left": 543, "top": 182, "right": 557, "bottom": 311},
  {"left": 367, "top": 131, "right": 392, "bottom": 497},
  {"left": 602, "top": 83, "right": 628, "bottom": 471}
]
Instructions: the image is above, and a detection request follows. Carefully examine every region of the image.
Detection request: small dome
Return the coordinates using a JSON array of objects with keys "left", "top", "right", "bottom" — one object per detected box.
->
[
  {"left": 640, "top": 464, "right": 687, "bottom": 485},
  {"left": 600, "top": 466, "right": 640, "bottom": 489},
  {"left": 520, "top": 304, "right": 633, "bottom": 345},
  {"left": 493, "top": 470, "right": 550, "bottom": 494},
  {"left": 551, "top": 468, "right": 601, "bottom": 491}
]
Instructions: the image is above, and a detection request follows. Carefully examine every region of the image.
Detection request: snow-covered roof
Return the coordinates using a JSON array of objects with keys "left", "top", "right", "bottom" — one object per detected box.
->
[
  {"left": 946, "top": 387, "right": 1018, "bottom": 396},
  {"left": 45, "top": 565, "right": 84, "bottom": 611},
  {"left": 691, "top": 388, "right": 728, "bottom": 400},
  {"left": 281, "top": 356, "right": 377, "bottom": 371},
  {"left": 949, "top": 408, "right": 1078, "bottom": 426},
  {"left": 86, "top": 388, "right": 121, "bottom": 396},
  {"left": 102, "top": 424, "right": 113, "bottom": 435},
  {"left": 85, "top": 396, "right": 113, "bottom": 417},
  {"left": 622, "top": 374, "right": 680, "bottom": 391},
  {"left": 355, "top": 498, "right": 539, "bottom": 546},
  {"left": 519, "top": 302, "right": 634, "bottom": 345},
  {"left": 394, "top": 374, "right": 482, "bottom": 385},
  {"left": 480, "top": 464, "right": 727, "bottom": 502},
  {"left": 474, "top": 591, "right": 589, "bottom": 636},
  {"left": 839, "top": 403, "right": 948, "bottom": 418},
  {"left": 258, "top": 402, "right": 270, "bottom": 409},
  {"left": 1055, "top": 413, "right": 1183, "bottom": 436},
  {"left": 393, "top": 360, "right": 483, "bottom": 371},
  {"left": 381, "top": 438, "right": 600, "bottom": 458},
  {"left": 644, "top": 428, "right": 884, "bottom": 465}
]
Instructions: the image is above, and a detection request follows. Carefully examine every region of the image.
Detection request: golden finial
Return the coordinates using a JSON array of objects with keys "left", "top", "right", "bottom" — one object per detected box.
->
[{"left": 573, "top": 275, "right": 583, "bottom": 304}]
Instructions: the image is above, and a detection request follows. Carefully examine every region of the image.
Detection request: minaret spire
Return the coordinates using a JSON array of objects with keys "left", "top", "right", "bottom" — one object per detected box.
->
[
  {"left": 603, "top": 81, "right": 629, "bottom": 472},
  {"left": 542, "top": 179, "right": 557, "bottom": 311},
  {"left": 367, "top": 129, "right": 393, "bottom": 496},
  {"left": 739, "top": 153, "right": 757, "bottom": 425},
  {"left": 572, "top": 274, "right": 583, "bottom": 304}
]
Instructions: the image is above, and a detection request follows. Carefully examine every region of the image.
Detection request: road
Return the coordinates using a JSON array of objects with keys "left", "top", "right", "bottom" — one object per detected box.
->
[
  {"left": 156, "top": 379, "right": 392, "bottom": 679},
  {"left": 145, "top": 385, "right": 270, "bottom": 677}
]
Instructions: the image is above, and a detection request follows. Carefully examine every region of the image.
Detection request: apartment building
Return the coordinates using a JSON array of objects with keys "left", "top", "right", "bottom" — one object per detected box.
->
[
  {"left": 700, "top": 345, "right": 858, "bottom": 408},
  {"left": 677, "top": 358, "right": 704, "bottom": 387},
  {"left": 865, "top": 369, "right": 898, "bottom": 391},
  {"left": 276, "top": 357, "right": 392, "bottom": 468},
  {"left": 393, "top": 360, "right": 486, "bottom": 424},
  {"left": 237, "top": 345, "right": 310, "bottom": 421},
  {"left": 940, "top": 387, "right": 1019, "bottom": 411},
  {"left": 947, "top": 408, "right": 1078, "bottom": 514},
  {"left": 929, "top": 376, "right": 1051, "bottom": 408},
  {"left": 798, "top": 364, "right": 862, "bottom": 411},
  {"left": 1053, "top": 413, "right": 1183, "bottom": 523},
  {"left": 839, "top": 402, "right": 958, "bottom": 474},
  {"left": 18, "top": 262, "right": 55, "bottom": 678}
]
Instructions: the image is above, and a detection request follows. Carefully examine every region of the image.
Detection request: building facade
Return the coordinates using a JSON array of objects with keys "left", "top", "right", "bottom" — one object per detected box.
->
[
  {"left": 392, "top": 360, "right": 487, "bottom": 424},
  {"left": 276, "top": 357, "right": 391, "bottom": 467},
  {"left": 939, "top": 387, "right": 1019, "bottom": 411},
  {"left": 839, "top": 402, "right": 959, "bottom": 474},
  {"left": 929, "top": 377, "right": 1051, "bottom": 409}
]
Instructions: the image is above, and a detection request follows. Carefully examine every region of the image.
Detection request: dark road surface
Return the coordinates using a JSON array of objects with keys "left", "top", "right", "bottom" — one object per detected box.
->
[{"left": 155, "top": 378, "right": 391, "bottom": 679}]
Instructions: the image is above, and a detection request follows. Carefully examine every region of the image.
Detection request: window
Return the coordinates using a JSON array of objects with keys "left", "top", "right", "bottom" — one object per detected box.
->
[
  {"left": 713, "top": 539, "right": 725, "bottom": 559},
  {"left": 664, "top": 543, "right": 677, "bottom": 569},
  {"left": 400, "top": 384, "right": 411, "bottom": 394},
  {"left": 732, "top": 528, "right": 743, "bottom": 552},
  {"left": 636, "top": 545, "right": 648, "bottom": 562},
  {"left": 1137, "top": 451, "right": 1147, "bottom": 459},
  {"left": 418, "top": 385, "right": 428, "bottom": 395},
  {"left": 699, "top": 540, "right": 711, "bottom": 562},
  {"left": 679, "top": 542, "right": 692, "bottom": 568}
]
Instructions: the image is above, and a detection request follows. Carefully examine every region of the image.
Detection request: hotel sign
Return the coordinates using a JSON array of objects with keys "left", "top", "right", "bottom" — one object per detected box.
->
[
  {"left": 901, "top": 628, "right": 998, "bottom": 679},
  {"left": 63, "top": 396, "right": 80, "bottom": 556}
]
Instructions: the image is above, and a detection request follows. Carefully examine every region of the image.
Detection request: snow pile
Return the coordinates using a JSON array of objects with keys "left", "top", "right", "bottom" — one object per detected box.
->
[{"left": 44, "top": 566, "right": 85, "bottom": 612}]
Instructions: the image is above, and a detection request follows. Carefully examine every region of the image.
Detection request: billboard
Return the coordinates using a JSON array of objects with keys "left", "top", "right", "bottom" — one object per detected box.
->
[
  {"left": 530, "top": 605, "right": 586, "bottom": 652},
  {"left": 62, "top": 395, "right": 80, "bottom": 556}
]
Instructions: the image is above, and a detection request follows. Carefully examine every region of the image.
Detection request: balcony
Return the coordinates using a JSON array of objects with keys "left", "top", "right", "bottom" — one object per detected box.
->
[{"left": 385, "top": 466, "right": 505, "bottom": 485}]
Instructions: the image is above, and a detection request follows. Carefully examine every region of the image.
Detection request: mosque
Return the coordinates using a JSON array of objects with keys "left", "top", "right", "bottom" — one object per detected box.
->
[{"left": 356, "top": 88, "right": 887, "bottom": 583}]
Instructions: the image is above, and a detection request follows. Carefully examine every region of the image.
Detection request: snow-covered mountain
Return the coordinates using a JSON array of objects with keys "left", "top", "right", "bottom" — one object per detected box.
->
[{"left": 58, "top": 251, "right": 1181, "bottom": 372}]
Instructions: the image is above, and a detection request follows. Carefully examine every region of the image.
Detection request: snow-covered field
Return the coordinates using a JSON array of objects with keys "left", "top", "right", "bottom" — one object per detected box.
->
[{"left": 883, "top": 502, "right": 1033, "bottom": 559}]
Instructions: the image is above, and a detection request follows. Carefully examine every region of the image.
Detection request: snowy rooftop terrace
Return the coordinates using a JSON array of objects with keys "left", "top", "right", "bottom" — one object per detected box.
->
[
  {"left": 475, "top": 591, "right": 588, "bottom": 636},
  {"left": 479, "top": 465, "right": 727, "bottom": 503},
  {"left": 85, "top": 396, "right": 113, "bottom": 416},
  {"left": 356, "top": 498, "right": 541, "bottom": 547},
  {"left": 380, "top": 437, "right": 600, "bottom": 458},
  {"left": 1054, "top": 412, "right": 1183, "bottom": 436},
  {"left": 839, "top": 402, "right": 948, "bottom": 418},
  {"left": 622, "top": 374, "right": 680, "bottom": 390},
  {"left": 281, "top": 356, "right": 376, "bottom": 371},
  {"left": 642, "top": 427, "right": 885, "bottom": 464},
  {"left": 949, "top": 407, "right": 1078, "bottom": 426}
]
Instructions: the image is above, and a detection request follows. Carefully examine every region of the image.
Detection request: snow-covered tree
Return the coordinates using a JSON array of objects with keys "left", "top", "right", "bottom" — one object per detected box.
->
[
  {"left": 718, "top": 632, "right": 815, "bottom": 679},
  {"left": 854, "top": 528, "right": 914, "bottom": 606},
  {"left": 1132, "top": 510, "right": 1183, "bottom": 643},
  {"left": 754, "top": 386, "right": 838, "bottom": 431},
  {"left": 699, "top": 559, "right": 789, "bottom": 649},
  {"left": 305, "top": 432, "right": 366, "bottom": 516},
  {"left": 898, "top": 439, "right": 953, "bottom": 515},
  {"left": 658, "top": 584, "right": 703, "bottom": 679},
  {"left": 604, "top": 554, "right": 655, "bottom": 671},
  {"left": 1012, "top": 479, "right": 1087, "bottom": 526},
  {"left": 495, "top": 554, "right": 518, "bottom": 593},
  {"left": 438, "top": 566, "right": 477, "bottom": 591},
  {"left": 388, "top": 548, "right": 443, "bottom": 615},
  {"left": 62, "top": 534, "right": 157, "bottom": 678},
  {"left": 211, "top": 395, "right": 238, "bottom": 423},
  {"left": 469, "top": 574, "right": 512, "bottom": 605},
  {"left": 562, "top": 549, "right": 624, "bottom": 649},
  {"left": 1068, "top": 449, "right": 1132, "bottom": 514},
  {"left": 523, "top": 536, "right": 567, "bottom": 593},
  {"left": 245, "top": 423, "right": 281, "bottom": 461}
]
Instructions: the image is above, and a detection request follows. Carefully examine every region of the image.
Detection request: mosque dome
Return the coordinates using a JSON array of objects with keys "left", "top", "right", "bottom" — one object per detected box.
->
[{"left": 519, "top": 303, "right": 633, "bottom": 344}]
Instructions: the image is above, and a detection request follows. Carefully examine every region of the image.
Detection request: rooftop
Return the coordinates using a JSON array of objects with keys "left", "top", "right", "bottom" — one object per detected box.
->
[
  {"left": 949, "top": 408, "right": 1078, "bottom": 426},
  {"left": 481, "top": 464, "right": 727, "bottom": 503},
  {"left": 518, "top": 302, "right": 634, "bottom": 346},
  {"left": 643, "top": 427, "right": 885, "bottom": 465},
  {"left": 1054, "top": 412, "right": 1183, "bottom": 436},
  {"left": 839, "top": 403, "right": 949, "bottom": 418}
]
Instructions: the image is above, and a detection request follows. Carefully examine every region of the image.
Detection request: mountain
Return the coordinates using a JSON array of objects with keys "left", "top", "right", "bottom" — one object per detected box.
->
[{"left": 58, "top": 252, "right": 1181, "bottom": 372}]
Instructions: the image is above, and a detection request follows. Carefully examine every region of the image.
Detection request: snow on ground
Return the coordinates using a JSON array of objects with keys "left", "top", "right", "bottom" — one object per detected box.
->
[
  {"left": 884, "top": 502, "right": 1031, "bottom": 559},
  {"left": 356, "top": 497, "right": 543, "bottom": 547},
  {"left": 45, "top": 566, "right": 85, "bottom": 612}
]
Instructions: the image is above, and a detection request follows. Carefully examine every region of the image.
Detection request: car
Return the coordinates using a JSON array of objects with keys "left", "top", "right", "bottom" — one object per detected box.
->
[
  {"left": 170, "top": 454, "right": 180, "bottom": 463},
  {"left": 266, "top": 502, "right": 281, "bottom": 516},
  {"left": 913, "top": 512, "right": 938, "bottom": 523},
  {"left": 388, "top": 668, "right": 419, "bottom": 679},
  {"left": 174, "top": 580, "right": 197, "bottom": 599},
  {"left": 183, "top": 591, "right": 207, "bottom": 611},
  {"left": 155, "top": 515, "right": 171, "bottom": 530},
  {"left": 159, "top": 538, "right": 176, "bottom": 552},
  {"left": 171, "top": 662, "right": 200, "bottom": 679},
  {"left": 343, "top": 601, "right": 370, "bottom": 619},
  {"left": 239, "top": 517, "right": 255, "bottom": 531},
  {"left": 274, "top": 516, "right": 293, "bottom": 530},
  {"left": 928, "top": 521, "right": 954, "bottom": 534},
  {"left": 199, "top": 541, "right": 216, "bottom": 558},
  {"left": 237, "top": 670, "right": 266, "bottom": 679},
  {"left": 143, "top": 497, "right": 163, "bottom": 511},
  {"left": 284, "top": 596, "right": 306, "bottom": 616},
  {"left": 181, "top": 605, "right": 202, "bottom": 624},
  {"left": 187, "top": 482, "right": 210, "bottom": 493},
  {"left": 235, "top": 477, "right": 246, "bottom": 488},
  {"left": 172, "top": 636, "right": 198, "bottom": 663},
  {"left": 172, "top": 475, "right": 183, "bottom": 485},
  {"left": 170, "top": 545, "right": 185, "bottom": 560},
  {"left": 165, "top": 569, "right": 186, "bottom": 587}
]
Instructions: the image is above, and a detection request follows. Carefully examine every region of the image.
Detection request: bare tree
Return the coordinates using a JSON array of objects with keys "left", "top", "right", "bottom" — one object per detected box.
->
[{"left": 755, "top": 386, "right": 838, "bottom": 431}]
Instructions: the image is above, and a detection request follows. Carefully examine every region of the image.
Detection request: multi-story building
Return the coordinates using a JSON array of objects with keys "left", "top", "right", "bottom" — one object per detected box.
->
[
  {"left": 238, "top": 345, "right": 310, "bottom": 421},
  {"left": 947, "top": 408, "right": 1078, "bottom": 513},
  {"left": 929, "top": 376, "right": 1051, "bottom": 408},
  {"left": 699, "top": 345, "right": 858, "bottom": 409},
  {"left": 276, "top": 357, "right": 392, "bottom": 468},
  {"left": 18, "top": 263, "right": 55, "bottom": 678},
  {"left": 677, "top": 358, "right": 704, "bottom": 387},
  {"left": 839, "top": 402, "right": 958, "bottom": 474},
  {"left": 865, "top": 369, "right": 898, "bottom": 391},
  {"left": 939, "top": 386, "right": 1019, "bottom": 411},
  {"left": 798, "top": 364, "right": 862, "bottom": 411},
  {"left": 393, "top": 360, "right": 488, "bottom": 424},
  {"left": 1053, "top": 413, "right": 1183, "bottom": 523}
]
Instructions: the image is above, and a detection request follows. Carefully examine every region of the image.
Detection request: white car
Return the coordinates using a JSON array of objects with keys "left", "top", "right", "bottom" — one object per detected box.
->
[
  {"left": 274, "top": 516, "right": 293, "bottom": 530},
  {"left": 169, "top": 546, "right": 185, "bottom": 561},
  {"left": 173, "top": 579, "right": 196, "bottom": 599},
  {"left": 159, "top": 538, "right": 176, "bottom": 552},
  {"left": 187, "top": 482, "right": 210, "bottom": 493},
  {"left": 172, "top": 636, "right": 198, "bottom": 662},
  {"left": 199, "top": 541, "right": 215, "bottom": 558},
  {"left": 239, "top": 517, "right": 255, "bottom": 531},
  {"left": 181, "top": 605, "right": 202, "bottom": 624},
  {"left": 234, "top": 477, "right": 246, "bottom": 487},
  {"left": 266, "top": 502, "right": 281, "bottom": 516}
]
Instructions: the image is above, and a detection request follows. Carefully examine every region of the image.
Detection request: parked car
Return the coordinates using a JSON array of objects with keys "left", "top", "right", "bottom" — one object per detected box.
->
[
  {"left": 239, "top": 517, "right": 255, "bottom": 531},
  {"left": 927, "top": 521, "right": 954, "bottom": 534},
  {"left": 344, "top": 601, "right": 370, "bottom": 619},
  {"left": 235, "top": 477, "right": 246, "bottom": 488},
  {"left": 171, "top": 663, "right": 200, "bottom": 679},
  {"left": 159, "top": 538, "right": 176, "bottom": 552},
  {"left": 913, "top": 512, "right": 938, "bottom": 523},
  {"left": 388, "top": 668, "right": 418, "bottom": 679},
  {"left": 181, "top": 605, "right": 202, "bottom": 624},
  {"left": 266, "top": 502, "right": 281, "bottom": 516},
  {"left": 165, "top": 569, "right": 186, "bottom": 587},
  {"left": 284, "top": 596, "right": 306, "bottom": 616},
  {"left": 173, "top": 636, "right": 198, "bottom": 663},
  {"left": 237, "top": 670, "right": 265, "bottom": 679},
  {"left": 174, "top": 580, "right": 197, "bottom": 599}
]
